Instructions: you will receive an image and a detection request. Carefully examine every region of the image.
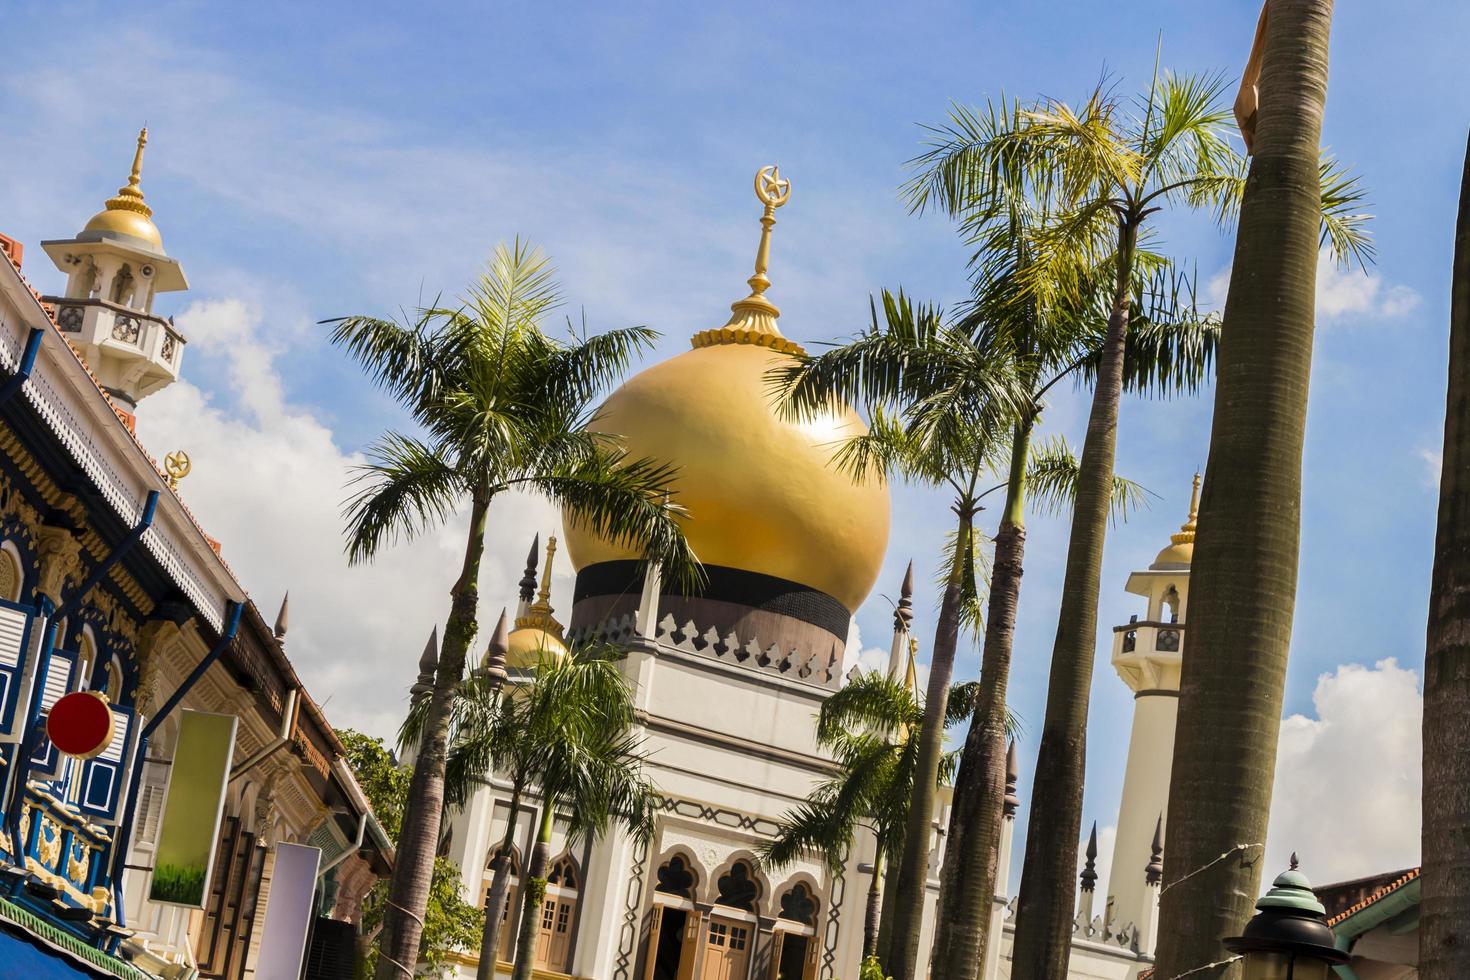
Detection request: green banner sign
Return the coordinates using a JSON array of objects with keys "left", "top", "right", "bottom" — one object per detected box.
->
[{"left": 148, "top": 710, "right": 237, "bottom": 908}]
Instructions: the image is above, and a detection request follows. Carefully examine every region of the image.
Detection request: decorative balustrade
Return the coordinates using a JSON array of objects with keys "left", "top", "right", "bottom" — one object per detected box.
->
[
  {"left": 1113, "top": 621, "right": 1185, "bottom": 659},
  {"left": 569, "top": 611, "right": 842, "bottom": 688}
]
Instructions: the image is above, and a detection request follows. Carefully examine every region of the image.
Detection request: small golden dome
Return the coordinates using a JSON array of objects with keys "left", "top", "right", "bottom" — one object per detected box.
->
[
  {"left": 1152, "top": 472, "right": 1201, "bottom": 569},
  {"left": 507, "top": 536, "right": 568, "bottom": 670},
  {"left": 563, "top": 167, "right": 889, "bottom": 611},
  {"left": 505, "top": 626, "right": 569, "bottom": 670},
  {"left": 83, "top": 128, "right": 163, "bottom": 249}
]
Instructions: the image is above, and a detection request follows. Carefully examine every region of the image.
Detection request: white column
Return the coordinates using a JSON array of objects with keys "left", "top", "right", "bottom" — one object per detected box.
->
[
  {"left": 1105, "top": 693, "right": 1177, "bottom": 930},
  {"left": 636, "top": 561, "right": 662, "bottom": 638}
]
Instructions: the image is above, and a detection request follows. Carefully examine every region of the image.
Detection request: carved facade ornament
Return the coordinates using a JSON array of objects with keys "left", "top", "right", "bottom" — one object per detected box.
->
[
  {"left": 133, "top": 617, "right": 187, "bottom": 716},
  {"left": 35, "top": 525, "right": 83, "bottom": 606}
]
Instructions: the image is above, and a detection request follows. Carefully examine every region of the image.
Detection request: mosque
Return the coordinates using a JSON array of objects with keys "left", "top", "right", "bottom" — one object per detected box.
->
[{"left": 439, "top": 168, "right": 1198, "bottom": 980}]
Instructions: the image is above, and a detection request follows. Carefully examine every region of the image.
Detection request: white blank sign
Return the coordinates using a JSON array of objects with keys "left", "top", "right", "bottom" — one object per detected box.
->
[{"left": 255, "top": 842, "right": 322, "bottom": 979}]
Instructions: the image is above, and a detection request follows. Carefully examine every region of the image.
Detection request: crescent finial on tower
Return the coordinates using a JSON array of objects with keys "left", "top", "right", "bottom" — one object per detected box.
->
[{"left": 692, "top": 165, "right": 804, "bottom": 355}]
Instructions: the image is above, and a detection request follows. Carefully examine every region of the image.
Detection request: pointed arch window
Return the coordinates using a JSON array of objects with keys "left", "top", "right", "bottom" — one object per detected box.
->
[{"left": 715, "top": 861, "right": 759, "bottom": 912}]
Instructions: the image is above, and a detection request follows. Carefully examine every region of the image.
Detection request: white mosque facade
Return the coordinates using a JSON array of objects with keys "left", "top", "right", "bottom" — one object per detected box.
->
[{"left": 440, "top": 170, "right": 1197, "bottom": 980}]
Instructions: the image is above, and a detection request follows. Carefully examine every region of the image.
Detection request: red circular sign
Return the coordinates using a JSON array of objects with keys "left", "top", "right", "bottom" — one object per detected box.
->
[{"left": 46, "top": 691, "right": 115, "bottom": 759}]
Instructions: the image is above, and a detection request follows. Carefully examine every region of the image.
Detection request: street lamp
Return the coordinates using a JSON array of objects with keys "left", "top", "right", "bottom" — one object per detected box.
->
[{"left": 1223, "top": 854, "right": 1349, "bottom": 980}]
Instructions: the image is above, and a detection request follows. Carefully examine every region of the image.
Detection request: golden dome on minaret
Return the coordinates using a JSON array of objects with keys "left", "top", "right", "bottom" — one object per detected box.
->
[
  {"left": 1151, "top": 472, "right": 1201, "bottom": 569},
  {"left": 563, "top": 166, "right": 889, "bottom": 613},
  {"left": 506, "top": 535, "right": 569, "bottom": 669},
  {"left": 82, "top": 128, "right": 164, "bottom": 248}
]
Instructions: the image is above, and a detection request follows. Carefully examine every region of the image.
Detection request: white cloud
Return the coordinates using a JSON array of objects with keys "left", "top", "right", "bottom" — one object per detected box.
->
[
  {"left": 1420, "top": 447, "right": 1443, "bottom": 489},
  {"left": 1204, "top": 251, "right": 1421, "bottom": 326},
  {"left": 1265, "top": 658, "right": 1421, "bottom": 884},
  {"left": 136, "top": 298, "right": 565, "bottom": 739}
]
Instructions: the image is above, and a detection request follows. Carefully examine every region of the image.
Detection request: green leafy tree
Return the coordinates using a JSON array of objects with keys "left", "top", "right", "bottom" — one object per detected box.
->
[
  {"left": 1156, "top": 4, "right": 1373, "bottom": 976},
  {"left": 904, "top": 102, "right": 1220, "bottom": 979},
  {"left": 328, "top": 241, "right": 697, "bottom": 979},
  {"left": 339, "top": 730, "right": 485, "bottom": 977}
]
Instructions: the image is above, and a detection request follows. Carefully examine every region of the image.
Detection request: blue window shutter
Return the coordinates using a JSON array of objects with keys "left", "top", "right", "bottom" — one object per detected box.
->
[
  {"left": 30, "top": 647, "right": 78, "bottom": 779},
  {"left": 78, "top": 702, "right": 134, "bottom": 821},
  {"left": 0, "top": 600, "right": 33, "bottom": 735}
]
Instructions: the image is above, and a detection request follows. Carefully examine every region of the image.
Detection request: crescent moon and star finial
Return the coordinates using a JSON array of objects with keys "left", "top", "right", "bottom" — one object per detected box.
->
[
  {"left": 163, "top": 449, "right": 191, "bottom": 489},
  {"left": 692, "top": 165, "right": 805, "bottom": 354}
]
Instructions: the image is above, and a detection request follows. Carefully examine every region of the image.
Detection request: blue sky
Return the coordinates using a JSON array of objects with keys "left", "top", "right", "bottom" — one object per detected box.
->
[{"left": 3, "top": 0, "right": 1458, "bottom": 887}]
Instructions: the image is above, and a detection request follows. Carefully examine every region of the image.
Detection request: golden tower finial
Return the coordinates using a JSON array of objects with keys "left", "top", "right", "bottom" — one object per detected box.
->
[
  {"left": 1170, "top": 472, "right": 1202, "bottom": 547},
  {"left": 104, "top": 128, "right": 153, "bottom": 218},
  {"left": 517, "top": 534, "right": 565, "bottom": 637},
  {"left": 691, "top": 165, "right": 805, "bottom": 356}
]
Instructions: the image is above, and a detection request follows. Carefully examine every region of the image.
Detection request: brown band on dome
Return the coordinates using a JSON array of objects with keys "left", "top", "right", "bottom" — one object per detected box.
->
[{"left": 573, "top": 560, "right": 852, "bottom": 638}]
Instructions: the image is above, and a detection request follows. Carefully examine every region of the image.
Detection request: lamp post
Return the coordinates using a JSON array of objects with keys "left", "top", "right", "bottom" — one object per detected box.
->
[{"left": 1223, "top": 855, "right": 1349, "bottom": 980}]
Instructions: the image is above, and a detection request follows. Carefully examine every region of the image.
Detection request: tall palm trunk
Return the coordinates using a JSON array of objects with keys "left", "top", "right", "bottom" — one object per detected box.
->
[
  {"left": 376, "top": 489, "right": 491, "bottom": 979},
  {"left": 477, "top": 779, "right": 525, "bottom": 980},
  {"left": 931, "top": 421, "right": 1032, "bottom": 979},
  {"left": 1011, "top": 223, "right": 1137, "bottom": 978},
  {"left": 877, "top": 845, "right": 899, "bottom": 968},
  {"left": 1153, "top": 4, "right": 1332, "bottom": 976},
  {"left": 1422, "top": 131, "right": 1470, "bottom": 980},
  {"left": 864, "top": 845, "right": 885, "bottom": 960},
  {"left": 511, "top": 801, "right": 556, "bottom": 980},
  {"left": 887, "top": 508, "right": 974, "bottom": 980}
]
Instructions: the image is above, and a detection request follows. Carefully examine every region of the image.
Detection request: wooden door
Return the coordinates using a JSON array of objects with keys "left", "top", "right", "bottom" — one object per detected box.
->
[
  {"left": 534, "top": 895, "right": 577, "bottom": 973},
  {"left": 700, "top": 918, "right": 751, "bottom": 980}
]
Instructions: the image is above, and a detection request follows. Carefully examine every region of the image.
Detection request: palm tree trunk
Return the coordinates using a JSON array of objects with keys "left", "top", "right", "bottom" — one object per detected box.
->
[
  {"left": 877, "top": 844, "right": 898, "bottom": 969},
  {"left": 864, "top": 845, "right": 885, "bottom": 960},
  {"left": 1010, "top": 221, "right": 1137, "bottom": 979},
  {"left": 1422, "top": 131, "right": 1470, "bottom": 980},
  {"left": 376, "top": 488, "right": 492, "bottom": 980},
  {"left": 930, "top": 421, "right": 1032, "bottom": 980},
  {"left": 1152, "top": 4, "right": 1333, "bottom": 976},
  {"left": 477, "top": 779, "right": 525, "bottom": 980},
  {"left": 511, "top": 801, "right": 556, "bottom": 980},
  {"left": 887, "top": 507, "right": 973, "bottom": 980}
]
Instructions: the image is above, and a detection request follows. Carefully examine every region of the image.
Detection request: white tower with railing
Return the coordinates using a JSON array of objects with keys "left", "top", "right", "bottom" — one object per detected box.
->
[
  {"left": 1103, "top": 474, "right": 1199, "bottom": 943},
  {"left": 40, "top": 128, "right": 188, "bottom": 412}
]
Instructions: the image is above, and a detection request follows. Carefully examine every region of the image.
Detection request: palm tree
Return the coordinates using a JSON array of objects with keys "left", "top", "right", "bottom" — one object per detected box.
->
[
  {"left": 428, "top": 641, "right": 658, "bottom": 980},
  {"left": 1155, "top": 5, "right": 1374, "bottom": 976},
  {"left": 775, "top": 291, "right": 1041, "bottom": 980},
  {"left": 906, "top": 129, "right": 1219, "bottom": 980},
  {"left": 328, "top": 241, "right": 696, "bottom": 980},
  {"left": 1421, "top": 132, "right": 1470, "bottom": 980},
  {"left": 761, "top": 669, "right": 977, "bottom": 967},
  {"left": 904, "top": 70, "right": 1256, "bottom": 974}
]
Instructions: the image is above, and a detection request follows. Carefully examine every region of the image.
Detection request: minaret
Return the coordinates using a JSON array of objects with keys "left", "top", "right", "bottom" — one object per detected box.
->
[
  {"left": 888, "top": 561, "right": 914, "bottom": 679},
  {"left": 41, "top": 128, "right": 189, "bottom": 413},
  {"left": 1105, "top": 475, "right": 1199, "bottom": 932}
]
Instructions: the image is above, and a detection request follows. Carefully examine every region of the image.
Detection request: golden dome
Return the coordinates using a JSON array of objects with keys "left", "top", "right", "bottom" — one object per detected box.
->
[
  {"left": 563, "top": 167, "right": 890, "bottom": 612},
  {"left": 83, "top": 128, "right": 163, "bottom": 249},
  {"left": 1152, "top": 472, "right": 1201, "bottom": 568},
  {"left": 506, "top": 626, "right": 569, "bottom": 670}
]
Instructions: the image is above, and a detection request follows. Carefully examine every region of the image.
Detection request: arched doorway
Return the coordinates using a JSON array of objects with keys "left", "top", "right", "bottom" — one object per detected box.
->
[
  {"left": 769, "top": 883, "right": 819, "bottom": 980},
  {"left": 534, "top": 853, "right": 580, "bottom": 973},
  {"left": 646, "top": 854, "right": 698, "bottom": 980},
  {"left": 701, "top": 862, "right": 759, "bottom": 980},
  {"left": 483, "top": 846, "right": 522, "bottom": 962}
]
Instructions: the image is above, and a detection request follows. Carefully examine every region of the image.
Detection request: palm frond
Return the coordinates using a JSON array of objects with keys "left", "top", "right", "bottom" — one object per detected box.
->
[
  {"left": 342, "top": 433, "right": 465, "bottom": 564},
  {"left": 1024, "top": 435, "right": 1154, "bottom": 523},
  {"left": 1318, "top": 155, "right": 1375, "bottom": 270}
]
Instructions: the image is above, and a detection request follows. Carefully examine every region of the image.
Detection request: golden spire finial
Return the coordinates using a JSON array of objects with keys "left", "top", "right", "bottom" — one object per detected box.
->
[
  {"left": 517, "top": 534, "right": 565, "bottom": 638},
  {"left": 104, "top": 127, "right": 153, "bottom": 218},
  {"left": 1170, "top": 472, "right": 1202, "bottom": 546},
  {"left": 691, "top": 165, "right": 805, "bottom": 356}
]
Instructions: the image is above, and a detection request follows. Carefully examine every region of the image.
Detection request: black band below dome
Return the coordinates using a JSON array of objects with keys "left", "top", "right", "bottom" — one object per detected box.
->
[{"left": 573, "top": 560, "right": 852, "bottom": 638}]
